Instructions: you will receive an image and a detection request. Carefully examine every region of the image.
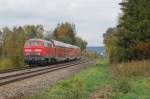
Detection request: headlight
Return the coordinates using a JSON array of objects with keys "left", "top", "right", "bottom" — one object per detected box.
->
[
  {"left": 34, "top": 49, "right": 42, "bottom": 52},
  {"left": 25, "top": 49, "right": 31, "bottom": 52}
]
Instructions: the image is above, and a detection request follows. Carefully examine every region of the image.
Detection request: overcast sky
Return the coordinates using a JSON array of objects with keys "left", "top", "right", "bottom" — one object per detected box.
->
[{"left": 0, "top": 0, "right": 121, "bottom": 46}]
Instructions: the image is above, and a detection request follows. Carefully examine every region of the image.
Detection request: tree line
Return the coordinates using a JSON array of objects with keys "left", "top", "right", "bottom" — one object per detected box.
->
[
  {"left": 0, "top": 22, "right": 87, "bottom": 69},
  {"left": 104, "top": 0, "right": 150, "bottom": 63}
]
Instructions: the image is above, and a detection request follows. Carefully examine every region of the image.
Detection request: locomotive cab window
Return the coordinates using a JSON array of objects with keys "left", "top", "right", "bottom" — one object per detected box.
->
[
  {"left": 25, "top": 41, "right": 31, "bottom": 46},
  {"left": 44, "top": 42, "right": 49, "bottom": 47},
  {"left": 33, "top": 41, "right": 42, "bottom": 46},
  {"left": 25, "top": 41, "right": 42, "bottom": 46}
]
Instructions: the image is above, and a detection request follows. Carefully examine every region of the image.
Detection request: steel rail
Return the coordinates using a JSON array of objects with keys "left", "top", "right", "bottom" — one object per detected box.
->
[{"left": 0, "top": 60, "right": 81, "bottom": 79}]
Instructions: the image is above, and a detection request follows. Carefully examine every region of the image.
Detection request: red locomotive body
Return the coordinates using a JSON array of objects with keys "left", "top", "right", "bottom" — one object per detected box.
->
[{"left": 24, "top": 39, "right": 80, "bottom": 65}]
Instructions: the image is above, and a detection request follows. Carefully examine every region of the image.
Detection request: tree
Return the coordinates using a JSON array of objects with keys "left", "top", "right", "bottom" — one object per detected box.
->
[
  {"left": 0, "top": 30, "right": 3, "bottom": 58},
  {"left": 52, "top": 22, "right": 87, "bottom": 50},
  {"left": 44, "top": 30, "right": 54, "bottom": 40},
  {"left": 13, "top": 27, "right": 26, "bottom": 67},
  {"left": 103, "top": 27, "right": 121, "bottom": 62},
  {"left": 1, "top": 27, "right": 25, "bottom": 67},
  {"left": 23, "top": 25, "right": 44, "bottom": 40},
  {"left": 118, "top": 0, "right": 150, "bottom": 60},
  {"left": 75, "top": 37, "right": 87, "bottom": 50},
  {"left": 53, "top": 22, "right": 76, "bottom": 45},
  {"left": 104, "top": 0, "right": 150, "bottom": 63}
]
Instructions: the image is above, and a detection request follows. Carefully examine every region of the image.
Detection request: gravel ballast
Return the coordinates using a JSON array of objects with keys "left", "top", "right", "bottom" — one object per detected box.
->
[{"left": 0, "top": 61, "right": 95, "bottom": 99}]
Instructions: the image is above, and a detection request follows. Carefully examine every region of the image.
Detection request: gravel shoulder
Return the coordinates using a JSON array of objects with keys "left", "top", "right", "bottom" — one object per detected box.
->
[{"left": 0, "top": 61, "right": 95, "bottom": 99}]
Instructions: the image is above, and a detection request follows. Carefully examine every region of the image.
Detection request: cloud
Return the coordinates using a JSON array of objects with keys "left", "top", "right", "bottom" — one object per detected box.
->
[{"left": 0, "top": 0, "right": 121, "bottom": 46}]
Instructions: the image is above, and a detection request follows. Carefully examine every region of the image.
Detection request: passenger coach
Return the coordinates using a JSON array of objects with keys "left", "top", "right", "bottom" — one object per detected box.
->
[{"left": 24, "top": 39, "right": 81, "bottom": 65}]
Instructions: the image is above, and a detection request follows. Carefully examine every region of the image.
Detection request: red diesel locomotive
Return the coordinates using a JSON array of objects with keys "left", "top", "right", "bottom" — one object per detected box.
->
[{"left": 24, "top": 39, "right": 81, "bottom": 65}]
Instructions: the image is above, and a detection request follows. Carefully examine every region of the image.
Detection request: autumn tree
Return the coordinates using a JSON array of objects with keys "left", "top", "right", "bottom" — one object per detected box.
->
[
  {"left": 13, "top": 27, "right": 26, "bottom": 67},
  {"left": 53, "top": 22, "right": 76, "bottom": 45},
  {"left": 1, "top": 27, "right": 25, "bottom": 67},
  {"left": 103, "top": 28, "right": 119, "bottom": 62}
]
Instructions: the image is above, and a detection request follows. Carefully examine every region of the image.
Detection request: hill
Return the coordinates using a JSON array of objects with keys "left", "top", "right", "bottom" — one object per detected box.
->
[{"left": 86, "top": 46, "right": 105, "bottom": 54}]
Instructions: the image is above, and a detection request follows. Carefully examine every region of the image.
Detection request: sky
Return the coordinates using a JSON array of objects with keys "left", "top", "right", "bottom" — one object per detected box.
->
[{"left": 0, "top": 0, "right": 121, "bottom": 46}]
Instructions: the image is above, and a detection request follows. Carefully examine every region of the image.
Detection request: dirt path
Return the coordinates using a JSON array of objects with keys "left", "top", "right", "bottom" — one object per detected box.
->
[{"left": 89, "top": 85, "right": 112, "bottom": 99}]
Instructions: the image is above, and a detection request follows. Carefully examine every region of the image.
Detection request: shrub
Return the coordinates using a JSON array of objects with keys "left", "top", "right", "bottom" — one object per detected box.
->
[{"left": 0, "top": 58, "right": 13, "bottom": 70}]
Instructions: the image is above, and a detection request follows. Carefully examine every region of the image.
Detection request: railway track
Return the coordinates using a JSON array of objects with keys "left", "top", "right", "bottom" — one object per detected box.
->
[
  {"left": 0, "top": 60, "right": 79, "bottom": 74},
  {"left": 0, "top": 60, "right": 91, "bottom": 86}
]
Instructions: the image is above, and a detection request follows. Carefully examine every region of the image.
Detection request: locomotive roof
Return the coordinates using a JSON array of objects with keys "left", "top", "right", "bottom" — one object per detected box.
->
[
  {"left": 27, "top": 39, "right": 80, "bottom": 49},
  {"left": 27, "top": 39, "right": 48, "bottom": 42}
]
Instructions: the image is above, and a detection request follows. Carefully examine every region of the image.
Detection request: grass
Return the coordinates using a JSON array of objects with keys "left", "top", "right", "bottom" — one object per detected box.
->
[
  {"left": 24, "top": 59, "right": 115, "bottom": 99},
  {"left": 113, "top": 60, "right": 150, "bottom": 77},
  {"left": 111, "top": 77, "right": 150, "bottom": 99}
]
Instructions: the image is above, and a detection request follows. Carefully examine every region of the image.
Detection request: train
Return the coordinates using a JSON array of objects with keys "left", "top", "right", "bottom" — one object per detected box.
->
[{"left": 24, "top": 39, "right": 81, "bottom": 65}]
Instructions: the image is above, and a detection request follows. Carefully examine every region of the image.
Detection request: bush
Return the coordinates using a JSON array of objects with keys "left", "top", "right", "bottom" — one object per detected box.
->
[
  {"left": 82, "top": 51, "right": 99, "bottom": 59},
  {"left": 0, "top": 58, "right": 13, "bottom": 70}
]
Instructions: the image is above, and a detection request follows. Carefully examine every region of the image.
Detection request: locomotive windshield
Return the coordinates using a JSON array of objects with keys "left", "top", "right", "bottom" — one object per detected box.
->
[{"left": 25, "top": 41, "right": 43, "bottom": 46}]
